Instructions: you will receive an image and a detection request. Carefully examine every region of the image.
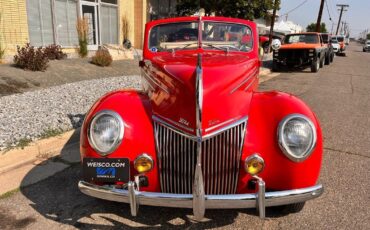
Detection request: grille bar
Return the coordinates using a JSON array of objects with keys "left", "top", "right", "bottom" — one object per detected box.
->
[{"left": 154, "top": 118, "right": 246, "bottom": 195}]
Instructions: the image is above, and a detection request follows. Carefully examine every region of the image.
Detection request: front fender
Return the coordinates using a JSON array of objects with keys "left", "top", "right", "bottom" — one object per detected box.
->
[
  {"left": 237, "top": 91, "right": 323, "bottom": 193},
  {"left": 80, "top": 90, "right": 160, "bottom": 192}
]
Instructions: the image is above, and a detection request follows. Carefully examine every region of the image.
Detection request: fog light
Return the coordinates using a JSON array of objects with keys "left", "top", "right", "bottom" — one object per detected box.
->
[
  {"left": 245, "top": 154, "right": 265, "bottom": 176},
  {"left": 134, "top": 154, "right": 153, "bottom": 173}
]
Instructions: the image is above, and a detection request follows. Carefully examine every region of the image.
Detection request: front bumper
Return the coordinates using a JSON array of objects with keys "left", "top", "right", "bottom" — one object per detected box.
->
[{"left": 78, "top": 179, "right": 323, "bottom": 219}]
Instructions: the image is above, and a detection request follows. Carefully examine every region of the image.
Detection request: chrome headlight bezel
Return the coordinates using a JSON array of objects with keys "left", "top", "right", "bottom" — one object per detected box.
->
[
  {"left": 278, "top": 114, "right": 317, "bottom": 162},
  {"left": 88, "top": 110, "right": 124, "bottom": 156}
]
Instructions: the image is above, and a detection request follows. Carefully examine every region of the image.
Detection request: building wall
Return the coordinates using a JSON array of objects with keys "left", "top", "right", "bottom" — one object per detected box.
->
[
  {"left": 0, "top": 0, "right": 29, "bottom": 55},
  {"left": 119, "top": 0, "right": 147, "bottom": 49}
]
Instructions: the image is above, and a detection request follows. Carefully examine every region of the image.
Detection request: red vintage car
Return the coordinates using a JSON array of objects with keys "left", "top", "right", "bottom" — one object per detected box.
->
[{"left": 78, "top": 16, "right": 323, "bottom": 220}]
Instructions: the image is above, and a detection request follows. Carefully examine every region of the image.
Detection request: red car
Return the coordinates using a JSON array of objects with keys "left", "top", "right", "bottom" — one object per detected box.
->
[{"left": 78, "top": 16, "right": 323, "bottom": 220}]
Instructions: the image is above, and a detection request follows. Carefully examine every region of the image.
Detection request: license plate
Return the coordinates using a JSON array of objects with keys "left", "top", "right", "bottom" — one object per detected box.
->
[{"left": 83, "top": 158, "right": 130, "bottom": 183}]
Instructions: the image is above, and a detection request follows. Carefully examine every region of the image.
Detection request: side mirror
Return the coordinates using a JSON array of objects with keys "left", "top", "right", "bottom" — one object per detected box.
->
[{"left": 271, "top": 39, "right": 281, "bottom": 51}]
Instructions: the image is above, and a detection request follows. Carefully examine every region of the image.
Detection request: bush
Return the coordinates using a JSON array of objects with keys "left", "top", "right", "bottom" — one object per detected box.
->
[
  {"left": 44, "top": 44, "right": 66, "bottom": 60},
  {"left": 91, "top": 49, "right": 113, "bottom": 67},
  {"left": 13, "top": 43, "right": 48, "bottom": 71}
]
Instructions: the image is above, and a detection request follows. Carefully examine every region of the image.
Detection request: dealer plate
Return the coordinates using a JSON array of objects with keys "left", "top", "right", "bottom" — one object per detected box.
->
[{"left": 83, "top": 158, "right": 130, "bottom": 183}]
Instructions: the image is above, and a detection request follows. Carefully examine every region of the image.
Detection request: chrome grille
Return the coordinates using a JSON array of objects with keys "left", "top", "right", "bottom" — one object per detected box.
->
[{"left": 154, "top": 119, "right": 246, "bottom": 195}]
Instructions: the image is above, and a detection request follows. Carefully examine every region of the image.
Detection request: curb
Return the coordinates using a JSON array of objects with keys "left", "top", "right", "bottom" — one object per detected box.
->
[{"left": 0, "top": 129, "right": 81, "bottom": 196}]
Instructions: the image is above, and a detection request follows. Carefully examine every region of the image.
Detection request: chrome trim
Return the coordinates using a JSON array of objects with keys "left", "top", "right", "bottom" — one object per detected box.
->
[
  {"left": 134, "top": 153, "right": 154, "bottom": 173},
  {"left": 277, "top": 114, "right": 317, "bottom": 162},
  {"left": 154, "top": 119, "right": 246, "bottom": 196},
  {"left": 245, "top": 154, "right": 265, "bottom": 176},
  {"left": 195, "top": 53, "right": 203, "bottom": 138},
  {"left": 142, "top": 68, "right": 170, "bottom": 94},
  {"left": 79, "top": 181, "right": 323, "bottom": 216},
  {"left": 87, "top": 110, "right": 124, "bottom": 156},
  {"left": 229, "top": 68, "right": 258, "bottom": 94},
  {"left": 205, "top": 117, "right": 238, "bottom": 133},
  {"left": 153, "top": 115, "right": 197, "bottom": 140},
  {"left": 256, "top": 177, "right": 266, "bottom": 219},
  {"left": 128, "top": 181, "right": 138, "bottom": 216},
  {"left": 203, "top": 116, "right": 247, "bottom": 140}
]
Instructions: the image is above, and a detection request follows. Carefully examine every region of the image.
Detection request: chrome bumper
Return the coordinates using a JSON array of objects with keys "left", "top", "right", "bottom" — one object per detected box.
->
[{"left": 78, "top": 179, "right": 323, "bottom": 220}]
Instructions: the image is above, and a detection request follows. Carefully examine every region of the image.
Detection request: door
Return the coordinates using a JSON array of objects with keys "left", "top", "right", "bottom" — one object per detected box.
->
[{"left": 80, "top": 1, "right": 99, "bottom": 50}]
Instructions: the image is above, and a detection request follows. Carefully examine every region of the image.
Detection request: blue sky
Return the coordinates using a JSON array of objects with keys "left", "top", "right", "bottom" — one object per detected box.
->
[{"left": 279, "top": 0, "right": 369, "bottom": 37}]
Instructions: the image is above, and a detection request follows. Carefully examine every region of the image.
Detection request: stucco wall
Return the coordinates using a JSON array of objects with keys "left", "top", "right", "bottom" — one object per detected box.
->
[{"left": 0, "top": 0, "right": 29, "bottom": 55}]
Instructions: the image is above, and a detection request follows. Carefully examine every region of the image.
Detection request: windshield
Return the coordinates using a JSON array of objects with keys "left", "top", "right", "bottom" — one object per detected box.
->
[
  {"left": 284, "top": 34, "right": 319, "bottom": 44},
  {"left": 331, "top": 39, "right": 338, "bottom": 43},
  {"left": 321, "top": 34, "right": 329, "bottom": 43},
  {"left": 148, "top": 21, "right": 253, "bottom": 52},
  {"left": 335, "top": 36, "right": 344, "bottom": 42}
]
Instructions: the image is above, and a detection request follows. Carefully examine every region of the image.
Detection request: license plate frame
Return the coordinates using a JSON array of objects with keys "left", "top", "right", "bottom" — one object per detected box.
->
[{"left": 82, "top": 158, "right": 130, "bottom": 183}]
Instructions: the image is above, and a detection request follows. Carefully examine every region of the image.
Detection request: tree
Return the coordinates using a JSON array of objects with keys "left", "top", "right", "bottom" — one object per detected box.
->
[
  {"left": 176, "top": 0, "right": 277, "bottom": 20},
  {"left": 306, "top": 22, "right": 327, "bottom": 33},
  {"left": 367, "top": 33, "right": 370, "bottom": 40}
]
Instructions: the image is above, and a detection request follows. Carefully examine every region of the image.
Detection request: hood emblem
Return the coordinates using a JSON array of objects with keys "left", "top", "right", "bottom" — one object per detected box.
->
[{"left": 179, "top": 118, "right": 190, "bottom": 126}]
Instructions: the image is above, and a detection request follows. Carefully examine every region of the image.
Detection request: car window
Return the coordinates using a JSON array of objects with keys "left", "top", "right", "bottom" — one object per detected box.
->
[
  {"left": 321, "top": 34, "right": 329, "bottom": 43},
  {"left": 284, "top": 34, "right": 319, "bottom": 44},
  {"left": 202, "top": 22, "right": 253, "bottom": 52},
  {"left": 148, "top": 21, "right": 253, "bottom": 53},
  {"left": 149, "top": 22, "right": 199, "bottom": 52}
]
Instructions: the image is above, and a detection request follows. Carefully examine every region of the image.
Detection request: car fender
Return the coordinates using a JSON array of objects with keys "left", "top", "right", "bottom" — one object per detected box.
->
[
  {"left": 80, "top": 89, "right": 160, "bottom": 192},
  {"left": 237, "top": 91, "right": 323, "bottom": 193}
]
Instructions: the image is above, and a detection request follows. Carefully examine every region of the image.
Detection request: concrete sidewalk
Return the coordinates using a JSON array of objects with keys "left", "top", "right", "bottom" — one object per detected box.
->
[{"left": 0, "top": 129, "right": 81, "bottom": 195}]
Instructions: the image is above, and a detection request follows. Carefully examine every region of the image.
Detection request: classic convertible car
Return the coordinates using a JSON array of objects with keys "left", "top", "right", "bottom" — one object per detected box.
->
[{"left": 78, "top": 16, "right": 323, "bottom": 220}]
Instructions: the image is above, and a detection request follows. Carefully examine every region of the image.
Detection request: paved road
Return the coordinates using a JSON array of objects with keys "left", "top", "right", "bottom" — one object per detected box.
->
[{"left": 0, "top": 43, "right": 369, "bottom": 229}]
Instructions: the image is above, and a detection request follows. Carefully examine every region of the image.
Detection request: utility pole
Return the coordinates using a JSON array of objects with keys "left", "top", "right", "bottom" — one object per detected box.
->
[
  {"left": 316, "top": 0, "right": 325, "bottom": 32},
  {"left": 268, "top": 0, "right": 280, "bottom": 52},
  {"left": 336, "top": 4, "right": 349, "bottom": 35}
]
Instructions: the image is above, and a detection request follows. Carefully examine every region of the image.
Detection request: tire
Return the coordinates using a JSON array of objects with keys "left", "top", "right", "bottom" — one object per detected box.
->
[
  {"left": 319, "top": 56, "right": 324, "bottom": 68},
  {"left": 311, "top": 59, "right": 319, "bottom": 72},
  {"left": 275, "top": 202, "right": 306, "bottom": 214},
  {"left": 330, "top": 53, "right": 334, "bottom": 62},
  {"left": 272, "top": 60, "right": 279, "bottom": 72},
  {"left": 325, "top": 53, "right": 330, "bottom": 65}
]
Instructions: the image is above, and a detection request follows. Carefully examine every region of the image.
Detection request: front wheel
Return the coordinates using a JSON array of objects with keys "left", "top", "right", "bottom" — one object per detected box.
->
[
  {"left": 330, "top": 53, "right": 334, "bottom": 62},
  {"left": 319, "top": 56, "right": 324, "bottom": 68},
  {"left": 325, "top": 54, "right": 330, "bottom": 65},
  {"left": 273, "top": 202, "right": 306, "bottom": 214},
  {"left": 311, "top": 59, "right": 319, "bottom": 72},
  {"left": 272, "top": 60, "right": 279, "bottom": 72}
]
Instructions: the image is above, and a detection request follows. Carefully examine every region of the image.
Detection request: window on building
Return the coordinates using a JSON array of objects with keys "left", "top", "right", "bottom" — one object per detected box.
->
[
  {"left": 55, "top": 0, "right": 79, "bottom": 46},
  {"left": 27, "top": 0, "right": 54, "bottom": 46},
  {"left": 100, "top": 4, "right": 118, "bottom": 44}
]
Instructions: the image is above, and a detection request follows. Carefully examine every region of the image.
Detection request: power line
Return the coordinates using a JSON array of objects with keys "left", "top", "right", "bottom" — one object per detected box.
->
[
  {"left": 281, "top": 0, "right": 308, "bottom": 17},
  {"left": 325, "top": 0, "right": 333, "bottom": 21}
]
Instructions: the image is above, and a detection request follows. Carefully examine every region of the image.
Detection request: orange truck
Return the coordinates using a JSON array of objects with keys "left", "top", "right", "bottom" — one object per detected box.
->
[{"left": 273, "top": 32, "right": 328, "bottom": 72}]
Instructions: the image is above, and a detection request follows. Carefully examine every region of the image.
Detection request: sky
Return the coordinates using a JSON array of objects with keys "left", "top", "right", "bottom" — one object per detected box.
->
[{"left": 279, "top": 0, "right": 369, "bottom": 37}]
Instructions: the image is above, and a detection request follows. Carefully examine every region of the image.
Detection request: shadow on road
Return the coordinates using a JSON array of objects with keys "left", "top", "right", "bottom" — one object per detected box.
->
[{"left": 19, "top": 129, "right": 289, "bottom": 228}]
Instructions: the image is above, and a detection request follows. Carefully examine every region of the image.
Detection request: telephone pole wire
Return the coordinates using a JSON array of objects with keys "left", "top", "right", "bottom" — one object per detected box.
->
[
  {"left": 336, "top": 4, "right": 349, "bottom": 35},
  {"left": 316, "top": 0, "right": 325, "bottom": 32}
]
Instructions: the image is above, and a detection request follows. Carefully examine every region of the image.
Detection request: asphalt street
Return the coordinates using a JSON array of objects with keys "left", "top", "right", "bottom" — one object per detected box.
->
[{"left": 0, "top": 43, "right": 369, "bottom": 229}]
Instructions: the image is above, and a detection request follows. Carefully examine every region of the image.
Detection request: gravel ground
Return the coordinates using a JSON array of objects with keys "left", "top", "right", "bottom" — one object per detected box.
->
[{"left": 0, "top": 75, "right": 141, "bottom": 150}]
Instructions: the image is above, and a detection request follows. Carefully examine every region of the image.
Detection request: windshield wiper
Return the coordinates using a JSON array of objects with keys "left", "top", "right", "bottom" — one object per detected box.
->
[
  {"left": 161, "top": 42, "right": 199, "bottom": 53},
  {"left": 202, "top": 43, "right": 240, "bottom": 53}
]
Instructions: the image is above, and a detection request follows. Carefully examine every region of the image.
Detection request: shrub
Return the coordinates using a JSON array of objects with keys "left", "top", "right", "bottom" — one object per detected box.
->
[
  {"left": 13, "top": 43, "right": 48, "bottom": 71},
  {"left": 44, "top": 44, "right": 67, "bottom": 60},
  {"left": 76, "top": 17, "right": 89, "bottom": 57},
  {"left": 91, "top": 49, "right": 112, "bottom": 67}
]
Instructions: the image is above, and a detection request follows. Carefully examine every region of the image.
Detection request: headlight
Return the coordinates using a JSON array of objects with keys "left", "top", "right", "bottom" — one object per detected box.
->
[
  {"left": 278, "top": 114, "right": 317, "bottom": 162},
  {"left": 88, "top": 110, "right": 124, "bottom": 156}
]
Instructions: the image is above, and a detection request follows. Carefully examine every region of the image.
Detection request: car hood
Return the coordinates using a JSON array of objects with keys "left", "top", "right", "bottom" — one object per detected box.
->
[
  {"left": 144, "top": 51, "right": 259, "bottom": 136},
  {"left": 280, "top": 43, "right": 320, "bottom": 50}
]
